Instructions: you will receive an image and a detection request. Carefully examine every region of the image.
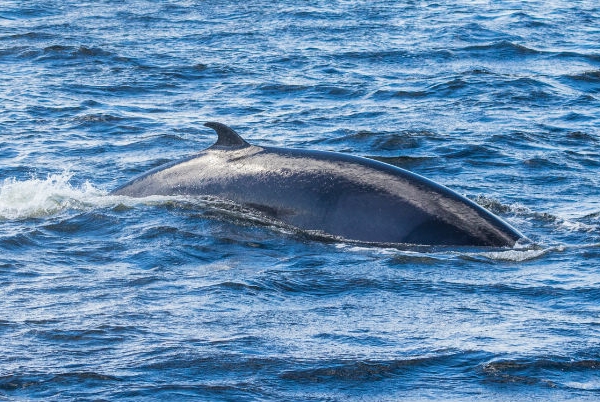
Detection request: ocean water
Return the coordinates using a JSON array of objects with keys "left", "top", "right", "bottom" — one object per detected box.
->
[{"left": 1, "top": 0, "right": 600, "bottom": 400}]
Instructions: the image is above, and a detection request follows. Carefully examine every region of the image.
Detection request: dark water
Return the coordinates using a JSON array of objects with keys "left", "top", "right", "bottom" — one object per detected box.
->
[{"left": 1, "top": 0, "right": 600, "bottom": 400}]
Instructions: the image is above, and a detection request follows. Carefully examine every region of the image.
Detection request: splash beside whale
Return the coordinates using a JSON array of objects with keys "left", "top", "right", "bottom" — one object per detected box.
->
[{"left": 112, "top": 122, "right": 523, "bottom": 247}]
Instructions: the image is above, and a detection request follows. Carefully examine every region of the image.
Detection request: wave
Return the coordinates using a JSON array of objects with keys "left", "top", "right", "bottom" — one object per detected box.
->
[
  {"left": 473, "top": 195, "right": 599, "bottom": 233},
  {"left": 566, "top": 70, "right": 600, "bottom": 83},
  {"left": 462, "top": 247, "right": 549, "bottom": 262},
  {"left": 1, "top": 31, "right": 57, "bottom": 41},
  {"left": 39, "top": 45, "right": 116, "bottom": 60},
  {"left": 0, "top": 173, "right": 213, "bottom": 221},
  {"left": 0, "top": 371, "right": 120, "bottom": 392},
  {"left": 459, "top": 40, "right": 541, "bottom": 56},
  {"left": 73, "top": 113, "right": 127, "bottom": 124},
  {"left": 0, "top": 172, "right": 107, "bottom": 220},
  {"left": 257, "top": 82, "right": 365, "bottom": 99},
  {"left": 481, "top": 357, "right": 600, "bottom": 390},
  {"left": 280, "top": 358, "right": 419, "bottom": 382}
]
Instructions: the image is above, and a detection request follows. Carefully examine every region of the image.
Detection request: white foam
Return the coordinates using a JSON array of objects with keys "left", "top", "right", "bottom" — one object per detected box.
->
[
  {"left": 564, "top": 380, "right": 600, "bottom": 391},
  {"left": 560, "top": 219, "right": 598, "bottom": 233},
  {"left": 0, "top": 172, "right": 218, "bottom": 220},
  {"left": 0, "top": 172, "right": 108, "bottom": 220},
  {"left": 473, "top": 248, "right": 549, "bottom": 262}
]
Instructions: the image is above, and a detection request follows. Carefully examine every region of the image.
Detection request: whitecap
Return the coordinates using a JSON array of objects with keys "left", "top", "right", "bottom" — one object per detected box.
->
[
  {"left": 0, "top": 172, "right": 107, "bottom": 220},
  {"left": 472, "top": 248, "right": 549, "bottom": 262}
]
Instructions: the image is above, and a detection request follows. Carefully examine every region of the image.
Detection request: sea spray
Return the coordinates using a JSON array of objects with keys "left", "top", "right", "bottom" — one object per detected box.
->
[{"left": 0, "top": 172, "right": 106, "bottom": 220}]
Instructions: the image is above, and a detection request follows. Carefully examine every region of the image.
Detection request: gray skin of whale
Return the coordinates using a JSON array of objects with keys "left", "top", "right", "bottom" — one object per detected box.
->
[{"left": 112, "top": 122, "right": 523, "bottom": 247}]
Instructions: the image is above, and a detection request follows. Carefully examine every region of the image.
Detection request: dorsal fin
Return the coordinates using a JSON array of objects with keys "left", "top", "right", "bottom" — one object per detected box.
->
[{"left": 204, "top": 122, "right": 250, "bottom": 149}]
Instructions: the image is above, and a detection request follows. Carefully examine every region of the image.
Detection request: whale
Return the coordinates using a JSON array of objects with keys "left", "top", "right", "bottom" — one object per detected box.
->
[{"left": 112, "top": 122, "right": 523, "bottom": 247}]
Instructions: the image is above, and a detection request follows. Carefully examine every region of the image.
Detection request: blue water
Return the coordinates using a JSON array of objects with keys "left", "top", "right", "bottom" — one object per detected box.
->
[{"left": 1, "top": 0, "right": 600, "bottom": 400}]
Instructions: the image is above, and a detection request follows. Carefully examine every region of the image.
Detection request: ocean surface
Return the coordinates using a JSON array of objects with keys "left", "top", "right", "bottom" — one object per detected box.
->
[{"left": 1, "top": 0, "right": 600, "bottom": 400}]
